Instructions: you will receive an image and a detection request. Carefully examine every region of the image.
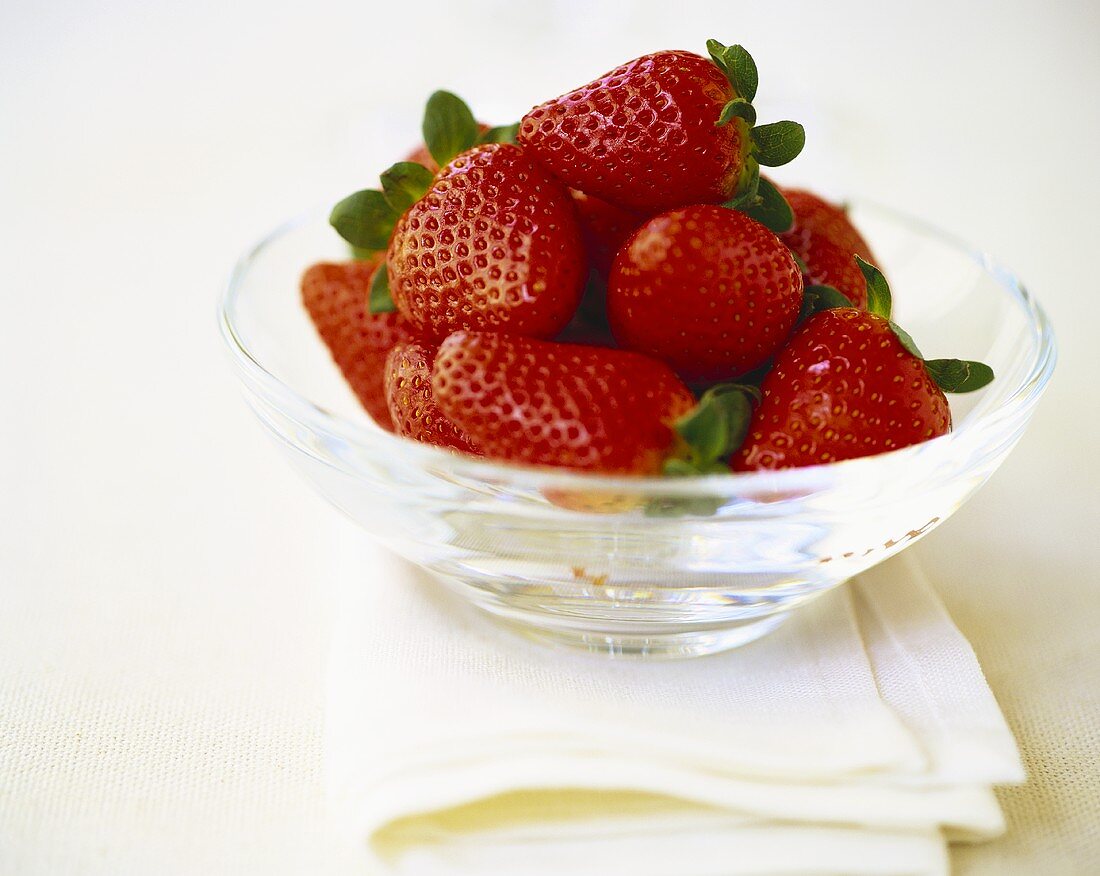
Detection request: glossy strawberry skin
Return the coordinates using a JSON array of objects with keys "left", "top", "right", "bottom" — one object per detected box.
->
[
  {"left": 431, "top": 332, "right": 695, "bottom": 474},
  {"left": 388, "top": 143, "right": 587, "bottom": 342},
  {"left": 607, "top": 205, "right": 804, "bottom": 382},
  {"left": 779, "top": 188, "right": 877, "bottom": 309},
  {"left": 384, "top": 341, "right": 480, "bottom": 454},
  {"left": 518, "top": 51, "right": 748, "bottom": 213},
  {"left": 733, "top": 308, "right": 951, "bottom": 471},
  {"left": 301, "top": 260, "right": 417, "bottom": 431},
  {"left": 570, "top": 189, "right": 645, "bottom": 276}
]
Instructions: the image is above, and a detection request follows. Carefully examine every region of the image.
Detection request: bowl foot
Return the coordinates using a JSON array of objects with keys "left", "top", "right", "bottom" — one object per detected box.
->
[{"left": 476, "top": 604, "right": 790, "bottom": 658}]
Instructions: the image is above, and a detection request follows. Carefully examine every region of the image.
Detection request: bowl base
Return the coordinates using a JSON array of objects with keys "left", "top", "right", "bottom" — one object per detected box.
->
[
  {"left": 489, "top": 611, "right": 790, "bottom": 658},
  {"left": 440, "top": 578, "right": 791, "bottom": 657}
]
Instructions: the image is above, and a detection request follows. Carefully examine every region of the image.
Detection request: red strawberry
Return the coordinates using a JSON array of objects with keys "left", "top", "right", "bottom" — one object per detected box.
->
[
  {"left": 384, "top": 340, "right": 480, "bottom": 454},
  {"left": 779, "top": 187, "right": 878, "bottom": 309},
  {"left": 607, "top": 204, "right": 803, "bottom": 382},
  {"left": 517, "top": 42, "right": 804, "bottom": 214},
  {"left": 569, "top": 189, "right": 645, "bottom": 276},
  {"left": 301, "top": 259, "right": 416, "bottom": 430},
  {"left": 431, "top": 331, "right": 695, "bottom": 474},
  {"left": 733, "top": 309, "right": 949, "bottom": 469},
  {"left": 733, "top": 258, "right": 994, "bottom": 471},
  {"left": 387, "top": 143, "right": 587, "bottom": 341}
]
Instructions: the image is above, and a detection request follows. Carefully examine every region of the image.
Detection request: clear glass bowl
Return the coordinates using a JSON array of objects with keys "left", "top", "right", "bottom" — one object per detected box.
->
[{"left": 219, "top": 203, "right": 1056, "bottom": 657}]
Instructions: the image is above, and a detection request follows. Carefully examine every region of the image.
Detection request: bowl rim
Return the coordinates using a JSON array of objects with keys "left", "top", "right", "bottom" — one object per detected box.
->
[{"left": 218, "top": 200, "right": 1057, "bottom": 496}]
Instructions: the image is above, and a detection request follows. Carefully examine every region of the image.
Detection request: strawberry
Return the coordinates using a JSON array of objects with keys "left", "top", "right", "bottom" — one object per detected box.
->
[
  {"left": 517, "top": 41, "right": 805, "bottom": 217},
  {"left": 384, "top": 340, "right": 480, "bottom": 453},
  {"left": 330, "top": 93, "right": 586, "bottom": 342},
  {"left": 733, "top": 258, "right": 994, "bottom": 470},
  {"left": 300, "top": 259, "right": 416, "bottom": 430},
  {"left": 607, "top": 204, "right": 804, "bottom": 382},
  {"left": 779, "top": 187, "right": 878, "bottom": 309},
  {"left": 386, "top": 143, "right": 587, "bottom": 340},
  {"left": 569, "top": 189, "right": 645, "bottom": 276},
  {"left": 431, "top": 331, "right": 695, "bottom": 473}
]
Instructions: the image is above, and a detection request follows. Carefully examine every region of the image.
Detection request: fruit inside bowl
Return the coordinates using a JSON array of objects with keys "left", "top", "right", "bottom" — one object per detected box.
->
[{"left": 220, "top": 40, "right": 1055, "bottom": 656}]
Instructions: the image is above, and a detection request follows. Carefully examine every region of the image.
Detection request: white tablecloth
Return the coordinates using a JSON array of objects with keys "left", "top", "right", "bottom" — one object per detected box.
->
[{"left": 2, "top": 0, "right": 1097, "bottom": 872}]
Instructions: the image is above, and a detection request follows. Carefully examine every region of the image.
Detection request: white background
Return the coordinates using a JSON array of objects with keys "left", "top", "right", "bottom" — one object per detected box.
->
[{"left": 2, "top": 0, "right": 1098, "bottom": 872}]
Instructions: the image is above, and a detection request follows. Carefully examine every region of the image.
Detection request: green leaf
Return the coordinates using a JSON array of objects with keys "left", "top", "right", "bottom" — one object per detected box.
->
[
  {"left": 743, "top": 175, "right": 793, "bottom": 233},
  {"left": 888, "top": 320, "right": 923, "bottom": 358},
  {"left": 855, "top": 255, "right": 892, "bottom": 319},
  {"left": 750, "top": 121, "right": 806, "bottom": 167},
  {"left": 379, "top": 161, "right": 434, "bottom": 213},
  {"left": 706, "top": 40, "right": 758, "bottom": 101},
  {"left": 724, "top": 44, "right": 759, "bottom": 102},
  {"left": 806, "top": 284, "right": 852, "bottom": 311},
  {"left": 478, "top": 123, "right": 520, "bottom": 144},
  {"left": 924, "top": 359, "right": 995, "bottom": 393},
  {"left": 796, "top": 285, "right": 852, "bottom": 327},
  {"left": 368, "top": 264, "right": 396, "bottom": 314},
  {"left": 674, "top": 384, "right": 756, "bottom": 470},
  {"left": 329, "top": 189, "right": 398, "bottom": 251},
  {"left": 422, "top": 90, "right": 480, "bottom": 168},
  {"left": 716, "top": 98, "right": 756, "bottom": 128},
  {"left": 349, "top": 244, "right": 376, "bottom": 260}
]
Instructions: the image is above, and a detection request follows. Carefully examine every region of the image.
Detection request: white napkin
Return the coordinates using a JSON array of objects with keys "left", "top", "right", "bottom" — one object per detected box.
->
[{"left": 326, "top": 543, "right": 1023, "bottom": 876}]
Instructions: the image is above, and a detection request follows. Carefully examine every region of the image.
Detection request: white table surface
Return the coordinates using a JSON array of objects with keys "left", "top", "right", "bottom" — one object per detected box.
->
[{"left": 2, "top": 0, "right": 1097, "bottom": 872}]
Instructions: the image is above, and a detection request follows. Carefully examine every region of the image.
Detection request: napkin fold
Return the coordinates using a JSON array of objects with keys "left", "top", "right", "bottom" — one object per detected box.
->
[{"left": 326, "top": 543, "right": 1023, "bottom": 876}]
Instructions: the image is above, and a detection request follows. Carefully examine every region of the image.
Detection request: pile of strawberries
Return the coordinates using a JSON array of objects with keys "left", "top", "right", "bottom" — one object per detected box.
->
[{"left": 303, "top": 40, "right": 992, "bottom": 476}]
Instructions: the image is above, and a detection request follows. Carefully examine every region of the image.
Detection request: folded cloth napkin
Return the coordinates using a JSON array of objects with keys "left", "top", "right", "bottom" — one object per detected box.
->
[{"left": 326, "top": 542, "right": 1024, "bottom": 876}]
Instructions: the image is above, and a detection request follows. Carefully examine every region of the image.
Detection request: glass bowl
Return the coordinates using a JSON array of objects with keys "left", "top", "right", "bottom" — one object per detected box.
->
[{"left": 219, "top": 203, "right": 1056, "bottom": 657}]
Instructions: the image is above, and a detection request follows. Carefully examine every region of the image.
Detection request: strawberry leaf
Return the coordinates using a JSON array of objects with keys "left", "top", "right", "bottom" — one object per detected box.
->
[
  {"left": 673, "top": 384, "right": 758, "bottom": 472},
  {"left": 806, "top": 284, "right": 852, "bottom": 311},
  {"left": 750, "top": 121, "right": 805, "bottom": 167},
  {"left": 379, "top": 161, "right": 434, "bottom": 213},
  {"left": 743, "top": 176, "right": 793, "bottom": 233},
  {"left": 924, "top": 359, "right": 995, "bottom": 393},
  {"left": 478, "top": 123, "right": 520, "bottom": 145},
  {"left": 368, "top": 264, "right": 395, "bottom": 314},
  {"left": 855, "top": 255, "right": 892, "bottom": 319},
  {"left": 330, "top": 189, "right": 398, "bottom": 251},
  {"left": 706, "top": 40, "right": 758, "bottom": 102},
  {"left": 796, "top": 284, "right": 850, "bottom": 327},
  {"left": 888, "top": 321, "right": 923, "bottom": 358},
  {"left": 422, "top": 90, "right": 479, "bottom": 168},
  {"left": 716, "top": 98, "right": 756, "bottom": 128}
]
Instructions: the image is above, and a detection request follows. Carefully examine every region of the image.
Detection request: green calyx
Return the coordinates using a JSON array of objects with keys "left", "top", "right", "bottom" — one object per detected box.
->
[
  {"left": 329, "top": 166, "right": 430, "bottom": 313},
  {"left": 707, "top": 39, "right": 805, "bottom": 234},
  {"left": 329, "top": 92, "right": 519, "bottom": 313},
  {"left": 852, "top": 256, "right": 995, "bottom": 394},
  {"left": 665, "top": 383, "right": 761, "bottom": 475},
  {"left": 797, "top": 283, "right": 853, "bottom": 326}
]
